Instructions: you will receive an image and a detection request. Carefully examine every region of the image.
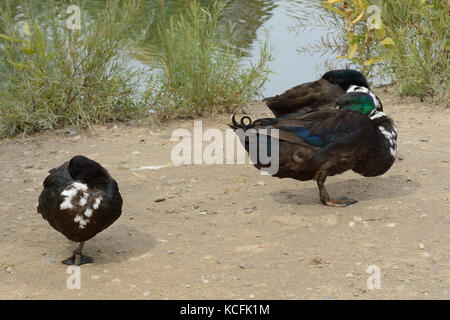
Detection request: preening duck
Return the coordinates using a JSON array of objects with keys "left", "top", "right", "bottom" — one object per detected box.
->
[
  {"left": 264, "top": 69, "right": 382, "bottom": 117},
  {"left": 231, "top": 92, "right": 397, "bottom": 207},
  {"left": 38, "top": 155, "right": 123, "bottom": 265}
]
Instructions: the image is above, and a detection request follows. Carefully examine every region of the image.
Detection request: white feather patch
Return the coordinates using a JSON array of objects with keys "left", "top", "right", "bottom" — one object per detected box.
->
[
  {"left": 60, "top": 182, "right": 88, "bottom": 211},
  {"left": 74, "top": 215, "right": 89, "bottom": 229},
  {"left": 84, "top": 208, "right": 93, "bottom": 218},
  {"left": 72, "top": 182, "right": 88, "bottom": 192},
  {"left": 93, "top": 197, "right": 103, "bottom": 210},
  {"left": 370, "top": 112, "right": 387, "bottom": 120},
  {"left": 79, "top": 192, "right": 89, "bottom": 206}
]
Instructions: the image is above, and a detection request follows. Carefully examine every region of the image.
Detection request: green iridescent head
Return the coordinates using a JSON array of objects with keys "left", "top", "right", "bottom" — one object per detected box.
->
[{"left": 336, "top": 92, "right": 376, "bottom": 116}]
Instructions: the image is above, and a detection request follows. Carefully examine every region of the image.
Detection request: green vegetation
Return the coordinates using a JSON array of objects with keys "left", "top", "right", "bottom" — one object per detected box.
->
[
  {"left": 0, "top": 0, "right": 149, "bottom": 138},
  {"left": 298, "top": 0, "right": 449, "bottom": 106},
  {"left": 149, "top": 0, "right": 272, "bottom": 121},
  {"left": 0, "top": 0, "right": 273, "bottom": 137}
]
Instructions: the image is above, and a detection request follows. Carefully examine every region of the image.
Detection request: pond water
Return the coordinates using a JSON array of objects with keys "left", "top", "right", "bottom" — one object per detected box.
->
[
  {"left": 244, "top": 0, "right": 343, "bottom": 97},
  {"left": 8, "top": 0, "right": 345, "bottom": 98}
]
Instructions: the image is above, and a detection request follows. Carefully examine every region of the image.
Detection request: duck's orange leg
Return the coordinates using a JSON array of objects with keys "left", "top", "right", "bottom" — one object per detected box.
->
[{"left": 315, "top": 171, "right": 357, "bottom": 207}]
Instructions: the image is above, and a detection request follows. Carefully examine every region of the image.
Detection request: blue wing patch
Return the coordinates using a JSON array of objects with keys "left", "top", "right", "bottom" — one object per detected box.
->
[{"left": 282, "top": 126, "right": 325, "bottom": 147}]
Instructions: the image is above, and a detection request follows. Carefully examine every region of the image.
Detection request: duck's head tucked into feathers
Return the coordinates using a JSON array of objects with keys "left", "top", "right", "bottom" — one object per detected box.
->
[
  {"left": 322, "top": 69, "right": 370, "bottom": 91},
  {"left": 68, "top": 155, "right": 109, "bottom": 184}
]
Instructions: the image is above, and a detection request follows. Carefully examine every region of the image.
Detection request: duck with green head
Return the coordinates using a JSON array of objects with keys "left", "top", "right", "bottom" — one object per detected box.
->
[
  {"left": 263, "top": 69, "right": 383, "bottom": 117},
  {"left": 231, "top": 92, "right": 397, "bottom": 207}
]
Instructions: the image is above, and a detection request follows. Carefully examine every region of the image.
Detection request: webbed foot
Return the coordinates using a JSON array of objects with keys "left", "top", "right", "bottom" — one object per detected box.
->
[
  {"left": 322, "top": 196, "right": 357, "bottom": 207},
  {"left": 62, "top": 254, "right": 94, "bottom": 266}
]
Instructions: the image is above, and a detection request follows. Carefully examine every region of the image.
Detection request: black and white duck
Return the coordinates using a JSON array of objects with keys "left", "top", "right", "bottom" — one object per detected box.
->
[
  {"left": 231, "top": 92, "right": 397, "bottom": 207},
  {"left": 263, "top": 69, "right": 382, "bottom": 117},
  {"left": 38, "top": 155, "right": 123, "bottom": 265}
]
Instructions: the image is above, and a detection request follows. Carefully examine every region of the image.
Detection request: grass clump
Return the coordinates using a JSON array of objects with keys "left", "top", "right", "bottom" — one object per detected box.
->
[
  {"left": 297, "top": 0, "right": 449, "bottom": 107},
  {"left": 0, "top": 0, "right": 148, "bottom": 138},
  {"left": 149, "top": 0, "right": 272, "bottom": 121},
  {"left": 376, "top": 0, "right": 449, "bottom": 105}
]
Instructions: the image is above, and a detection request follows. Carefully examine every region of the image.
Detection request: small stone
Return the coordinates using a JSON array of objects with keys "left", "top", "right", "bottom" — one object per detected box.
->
[
  {"left": 91, "top": 275, "right": 100, "bottom": 280},
  {"left": 418, "top": 243, "right": 425, "bottom": 250},
  {"left": 349, "top": 221, "right": 356, "bottom": 227},
  {"left": 201, "top": 279, "right": 210, "bottom": 284},
  {"left": 297, "top": 257, "right": 305, "bottom": 261},
  {"left": 154, "top": 198, "right": 166, "bottom": 203},
  {"left": 243, "top": 282, "right": 252, "bottom": 287},
  {"left": 167, "top": 250, "right": 175, "bottom": 255},
  {"left": 421, "top": 252, "right": 430, "bottom": 257},
  {"left": 311, "top": 257, "right": 325, "bottom": 265},
  {"left": 6, "top": 267, "right": 13, "bottom": 274},
  {"left": 353, "top": 216, "right": 362, "bottom": 222},
  {"left": 387, "top": 223, "right": 396, "bottom": 227},
  {"left": 345, "top": 273, "right": 353, "bottom": 278},
  {"left": 239, "top": 264, "right": 250, "bottom": 269},
  {"left": 256, "top": 181, "right": 265, "bottom": 186},
  {"left": 116, "top": 250, "right": 126, "bottom": 254},
  {"left": 143, "top": 291, "right": 151, "bottom": 296}
]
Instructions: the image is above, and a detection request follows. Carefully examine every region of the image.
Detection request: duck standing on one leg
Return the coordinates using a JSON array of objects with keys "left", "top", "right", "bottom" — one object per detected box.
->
[
  {"left": 38, "top": 155, "right": 123, "bottom": 265},
  {"left": 264, "top": 69, "right": 383, "bottom": 117},
  {"left": 231, "top": 92, "right": 397, "bottom": 207}
]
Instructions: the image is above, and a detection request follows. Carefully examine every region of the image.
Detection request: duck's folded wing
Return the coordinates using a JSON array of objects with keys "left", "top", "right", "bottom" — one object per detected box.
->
[
  {"left": 37, "top": 162, "right": 71, "bottom": 216},
  {"left": 279, "top": 109, "right": 375, "bottom": 169},
  {"left": 263, "top": 79, "right": 344, "bottom": 116},
  {"left": 262, "top": 108, "right": 374, "bottom": 153}
]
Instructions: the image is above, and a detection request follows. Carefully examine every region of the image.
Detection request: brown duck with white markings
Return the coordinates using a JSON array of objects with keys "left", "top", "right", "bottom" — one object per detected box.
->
[{"left": 38, "top": 155, "right": 123, "bottom": 265}]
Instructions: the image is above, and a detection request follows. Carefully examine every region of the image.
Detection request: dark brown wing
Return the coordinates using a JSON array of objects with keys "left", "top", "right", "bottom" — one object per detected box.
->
[{"left": 263, "top": 78, "right": 345, "bottom": 116}]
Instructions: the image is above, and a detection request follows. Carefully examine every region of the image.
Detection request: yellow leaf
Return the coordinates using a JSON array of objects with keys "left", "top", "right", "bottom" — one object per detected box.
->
[
  {"left": 323, "top": 3, "right": 346, "bottom": 17},
  {"left": 23, "top": 20, "right": 31, "bottom": 36},
  {"left": 351, "top": 9, "right": 367, "bottom": 24},
  {"left": 380, "top": 37, "right": 395, "bottom": 46},
  {"left": 375, "top": 27, "right": 386, "bottom": 39},
  {"left": 363, "top": 57, "right": 385, "bottom": 65},
  {"left": 348, "top": 44, "right": 358, "bottom": 59},
  {"left": 324, "top": 0, "right": 346, "bottom": 4}
]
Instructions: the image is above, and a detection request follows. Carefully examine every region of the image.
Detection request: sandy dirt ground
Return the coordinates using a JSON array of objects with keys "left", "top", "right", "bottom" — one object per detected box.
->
[{"left": 0, "top": 88, "right": 449, "bottom": 300}]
